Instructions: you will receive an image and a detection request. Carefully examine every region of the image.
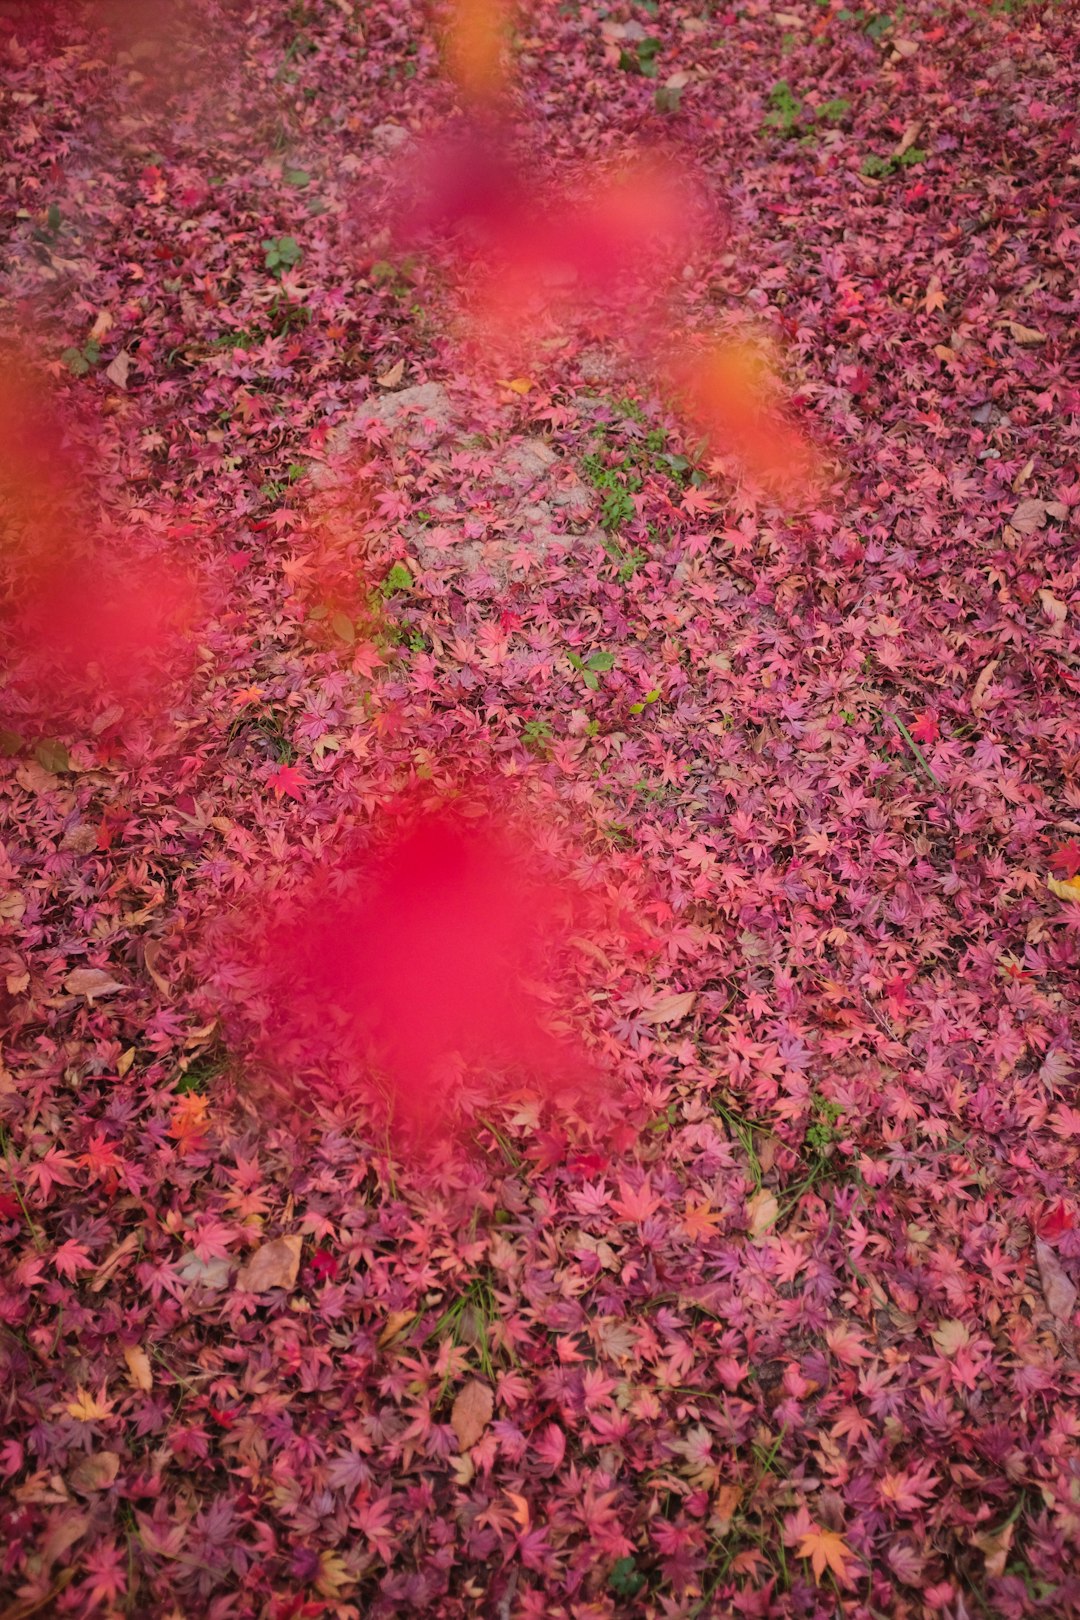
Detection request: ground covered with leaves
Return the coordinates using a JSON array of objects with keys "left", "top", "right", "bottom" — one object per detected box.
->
[{"left": 2, "top": 0, "right": 1080, "bottom": 1616}]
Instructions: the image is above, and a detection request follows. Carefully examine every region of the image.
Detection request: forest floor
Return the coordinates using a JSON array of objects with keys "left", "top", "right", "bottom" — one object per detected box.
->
[{"left": 1, "top": 0, "right": 1080, "bottom": 1616}]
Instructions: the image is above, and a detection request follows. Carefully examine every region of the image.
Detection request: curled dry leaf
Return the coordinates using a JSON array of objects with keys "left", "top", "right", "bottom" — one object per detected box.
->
[
  {"left": 70, "top": 1450, "right": 121, "bottom": 1493},
  {"left": 970, "top": 658, "right": 1000, "bottom": 714},
  {"left": 1047, "top": 875, "right": 1080, "bottom": 905},
  {"left": 451, "top": 1378, "right": 493, "bottom": 1450},
  {"left": 235, "top": 1234, "right": 303, "bottom": 1294}
]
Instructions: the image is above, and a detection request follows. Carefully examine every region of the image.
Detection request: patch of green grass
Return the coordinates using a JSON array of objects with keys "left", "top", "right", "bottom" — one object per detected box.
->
[
  {"left": 765, "top": 82, "right": 852, "bottom": 140},
  {"left": 428, "top": 1272, "right": 505, "bottom": 1388}
]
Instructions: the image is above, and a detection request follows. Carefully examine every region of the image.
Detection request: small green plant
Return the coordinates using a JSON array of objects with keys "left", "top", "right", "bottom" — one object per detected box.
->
[
  {"left": 628, "top": 688, "right": 661, "bottom": 716},
  {"left": 609, "top": 1557, "right": 646, "bottom": 1597},
  {"left": 263, "top": 235, "right": 302, "bottom": 276},
  {"left": 521, "top": 719, "right": 554, "bottom": 754},
  {"left": 619, "top": 35, "right": 661, "bottom": 75},
  {"left": 862, "top": 146, "right": 926, "bottom": 177},
  {"left": 61, "top": 339, "right": 100, "bottom": 376},
  {"left": 381, "top": 561, "right": 413, "bottom": 596},
  {"left": 764, "top": 79, "right": 802, "bottom": 134},
  {"left": 567, "top": 649, "right": 615, "bottom": 691},
  {"left": 655, "top": 83, "right": 682, "bottom": 114}
]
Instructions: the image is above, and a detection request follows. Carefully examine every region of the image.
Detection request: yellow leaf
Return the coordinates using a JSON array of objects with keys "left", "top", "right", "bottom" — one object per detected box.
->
[
  {"left": 924, "top": 276, "right": 945, "bottom": 315},
  {"left": 123, "top": 1345, "right": 153, "bottom": 1392},
  {"left": 797, "top": 1525, "right": 854, "bottom": 1585},
  {"left": 931, "top": 1318, "right": 970, "bottom": 1357},
  {"left": 66, "top": 1386, "right": 114, "bottom": 1422},
  {"left": 116, "top": 1047, "right": 136, "bottom": 1077},
  {"left": 1008, "top": 321, "right": 1045, "bottom": 345},
  {"left": 1048, "top": 875, "right": 1080, "bottom": 905},
  {"left": 505, "top": 1491, "right": 530, "bottom": 1530},
  {"left": 497, "top": 376, "right": 533, "bottom": 394},
  {"left": 377, "top": 1309, "right": 416, "bottom": 1348}
]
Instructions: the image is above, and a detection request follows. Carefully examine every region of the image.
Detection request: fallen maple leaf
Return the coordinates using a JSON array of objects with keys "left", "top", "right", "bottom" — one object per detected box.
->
[
  {"left": 266, "top": 763, "right": 307, "bottom": 799},
  {"left": 1048, "top": 875, "right": 1080, "bottom": 905},
  {"left": 681, "top": 1198, "right": 724, "bottom": 1240},
  {"left": 66, "top": 1386, "right": 114, "bottom": 1423},
  {"left": 797, "top": 1525, "right": 855, "bottom": 1586},
  {"left": 1050, "top": 841, "right": 1080, "bottom": 881},
  {"left": 451, "top": 1379, "right": 493, "bottom": 1450},
  {"left": 235, "top": 1235, "right": 303, "bottom": 1293}
]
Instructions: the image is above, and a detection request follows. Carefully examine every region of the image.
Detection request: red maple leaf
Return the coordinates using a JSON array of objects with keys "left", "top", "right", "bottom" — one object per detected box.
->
[
  {"left": 909, "top": 712, "right": 940, "bottom": 745},
  {"left": 311, "top": 1248, "right": 340, "bottom": 1282},
  {"left": 1049, "top": 840, "right": 1080, "bottom": 880},
  {"left": 267, "top": 764, "right": 307, "bottom": 800},
  {"left": 1036, "top": 1200, "right": 1076, "bottom": 1241}
]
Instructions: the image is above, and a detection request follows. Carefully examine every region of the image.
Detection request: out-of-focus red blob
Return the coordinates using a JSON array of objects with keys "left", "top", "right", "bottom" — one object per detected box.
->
[
  {"left": 236, "top": 800, "right": 603, "bottom": 1142},
  {"left": 16, "top": 554, "right": 199, "bottom": 706},
  {"left": 0, "top": 359, "right": 199, "bottom": 712},
  {"left": 391, "top": 128, "right": 530, "bottom": 252},
  {"left": 663, "top": 336, "right": 821, "bottom": 498}
]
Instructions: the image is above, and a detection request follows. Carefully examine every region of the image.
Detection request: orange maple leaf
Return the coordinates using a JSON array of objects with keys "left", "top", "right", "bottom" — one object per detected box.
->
[
  {"left": 169, "top": 1093, "right": 210, "bottom": 1154},
  {"left": 796, "top": 1525, "right": 855, "bottom": 1587},
  {"left": 680, "top": 1199, "right": 723, "bottom": 1240}
]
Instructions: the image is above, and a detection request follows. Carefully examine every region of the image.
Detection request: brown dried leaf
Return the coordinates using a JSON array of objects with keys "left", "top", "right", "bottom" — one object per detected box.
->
[
  {"left": 64, "top": 967, "right": 125, "bottom": 1000},
  {"left": 451, "top": 1379, "right": 493, "bottom": 1450},
  {"left": 105, "top": 350, "right": 131, "bottom": 389},
  {"left": 1036, "top": 1239, "right": 1077, "bottom": 1323},
  {"left": 1011, "top": 498, "right": 1048, "bottom": 535},
  {"left": 1008, "top": 322, "right": 1045, "bottom": 345},
  {"left": 376, "top": 358, "right": 405, "bottom": 388},
  {"left": 639, "top": 990, "right": 697, "bottom": 1026},
  {"left": 69, "top": 1451, "right": 120, "bottom": 1493},
  {"left": 235, "top": 1234, "right": 302, "bottom": 1294},
  {"left": 747, "top": 1189, "right": 779, "bottom": 1241}
]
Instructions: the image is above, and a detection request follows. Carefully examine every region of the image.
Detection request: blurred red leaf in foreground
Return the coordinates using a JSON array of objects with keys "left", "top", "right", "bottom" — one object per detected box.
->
[{"left": 230, "top": 795, "right": 604, "bottom": 1142}]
